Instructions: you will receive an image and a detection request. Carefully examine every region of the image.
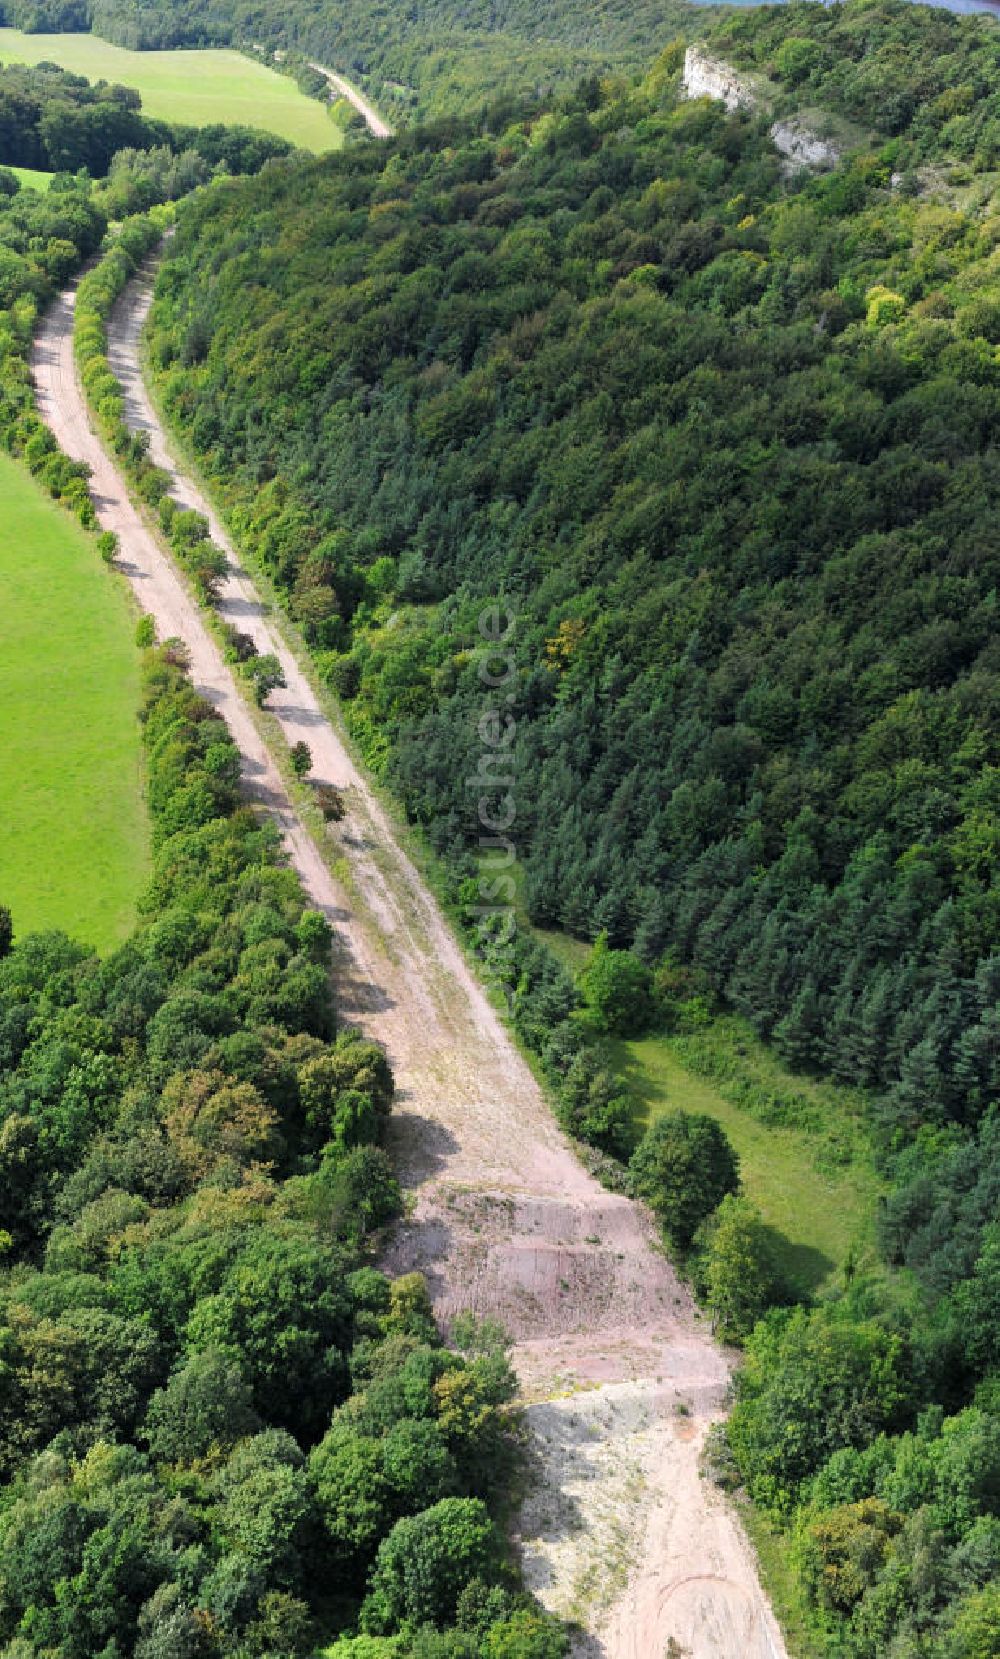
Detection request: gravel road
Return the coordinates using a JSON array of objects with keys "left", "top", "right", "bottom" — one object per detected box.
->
[
  {"left": 309, "top": 60, "right": 394, "bottom": 137},
  {"left": 30, "top": 265, "right": 787, "bottom": 1659}
]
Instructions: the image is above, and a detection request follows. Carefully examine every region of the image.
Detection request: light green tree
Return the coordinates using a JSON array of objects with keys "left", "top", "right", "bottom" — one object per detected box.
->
[{"left": 703, "top": 1195, "right": 779, "bottom": 1341}]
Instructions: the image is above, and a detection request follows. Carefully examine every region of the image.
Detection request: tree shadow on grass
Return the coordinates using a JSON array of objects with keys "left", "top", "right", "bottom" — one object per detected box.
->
[
  {"left": 609, "top": 1040, "right": 839, "bottom": 1295},
  {"left": 604, "top": 1038, "right": 665, "bottom": 1145},
  {"left": 761, "top": 1220, "right": 834, "bottom": 1299}
]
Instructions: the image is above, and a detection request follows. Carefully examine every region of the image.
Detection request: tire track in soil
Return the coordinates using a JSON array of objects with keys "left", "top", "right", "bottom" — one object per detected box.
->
[{"left": 31, "top": 266, "right": 788, "bottom": 1659}]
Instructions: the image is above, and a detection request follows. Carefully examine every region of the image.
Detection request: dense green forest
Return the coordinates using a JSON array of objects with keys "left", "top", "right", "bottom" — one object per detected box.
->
[
  {"left": 143, "top": 10, "right": 1000, "bottom": 1649},
  {"left": 0, "top": 66, "right": 563, "bottom": 1657},
  {"left": 0, "top": 648, "right": 562, "bottom": 1657},
  {"left": 0, "top": 0, "right": 702, "bottom": 119},
  {"left": 713, "top": 0, "right": 1000, "bottom": 161},
  {"left": 151, "top": 15, "right": 1000, "bottom": 1129}
]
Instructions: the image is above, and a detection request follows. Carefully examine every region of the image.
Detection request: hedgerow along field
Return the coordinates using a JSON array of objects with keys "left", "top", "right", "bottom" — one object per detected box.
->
[
  {"left": 0, "top": 451, "right": 149, "bottom": 952},
  {"left": 0, "top": 29, "right": 343, "bottom": 151}
]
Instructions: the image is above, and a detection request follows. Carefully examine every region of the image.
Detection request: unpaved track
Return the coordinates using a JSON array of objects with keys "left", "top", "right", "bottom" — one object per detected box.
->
[
  {"left": 309, "top": 60, "right": 394, "bottom": 137},
  {"left": 31, "top": 268, "right": 787, "bottom": 1659}
]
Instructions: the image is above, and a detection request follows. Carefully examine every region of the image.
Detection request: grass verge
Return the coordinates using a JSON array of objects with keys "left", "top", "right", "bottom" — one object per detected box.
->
[{"left": 739, "top": 1497, "right": 828, "bottom": 1659}]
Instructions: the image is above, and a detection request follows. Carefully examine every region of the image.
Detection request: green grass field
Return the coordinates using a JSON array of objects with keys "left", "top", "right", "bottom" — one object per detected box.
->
[
  {"left": 8, "top": 165, "right": 54, "bottom": 191},
  {"left": 609, "top": 1023, "right": 882, "bottom": 1295},
  {"left": 0, "top": 30, "right": 343, "bottom": 151},
  {"left": 0, "top": 453, "right": 148, "bottom": 954}
]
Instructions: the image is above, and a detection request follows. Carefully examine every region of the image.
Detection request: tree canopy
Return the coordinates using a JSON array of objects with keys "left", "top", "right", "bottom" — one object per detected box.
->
[
  {"left": 0, "top": 650, "right": 563, "bottom": 1656},
  {"left": 142, "top": 14, "right": 1000, "bottom": 1649}
]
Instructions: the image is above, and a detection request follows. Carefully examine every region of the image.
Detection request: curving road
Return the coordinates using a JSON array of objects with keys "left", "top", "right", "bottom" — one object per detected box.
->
[
  {"left": 309, "top": 61, "right": 394, "bottom": 138},
  {"left": 30, "top": 262, "right": 787, "bottom": 1659}
]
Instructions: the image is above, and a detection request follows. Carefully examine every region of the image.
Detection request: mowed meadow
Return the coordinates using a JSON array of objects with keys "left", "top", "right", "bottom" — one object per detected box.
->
[
  {"left": 0, "top": 29, "right": 343, "bottom": 151},
  {"left": 0, "top": 452, "right": 148, "bottom": 952}
]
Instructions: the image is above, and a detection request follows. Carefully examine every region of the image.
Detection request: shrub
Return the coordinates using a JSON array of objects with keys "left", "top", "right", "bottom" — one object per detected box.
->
[
  {"left": 291, "top": 740, "right": 312, "bottom": 778},
  {"left": 328, "top": 653, "right": 362, "bottom": 700},
  {"left": 221, "top": 622, "right": 259, "bottom": 663},
  {"left": 627, "top": 1110, "right": 739, "bottom": 1248},
  {"left": 579, "top": 934, "right": 653, "bottom": 1035},
  {"left": 316, "top": 782, "right": 346, "bottom": 821},
  {"left": 359, "top": 1498, "right": 500, "bottom": 1635},
  {"left": 699, "top": 1195, "right": 782, "bottom": 1341},
  {"left": 243, "top": 653, "right": 286, "bottom": 707}
]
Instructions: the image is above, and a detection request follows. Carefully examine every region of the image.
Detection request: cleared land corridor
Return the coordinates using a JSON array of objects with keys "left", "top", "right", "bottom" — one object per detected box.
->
[{"left": 32, "top": 263, "right": 788, "bottom": 1659}]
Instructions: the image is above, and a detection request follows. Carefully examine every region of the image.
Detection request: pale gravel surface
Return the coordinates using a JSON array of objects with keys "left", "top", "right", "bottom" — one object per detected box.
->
[
  {"left": 31, "top": 266, "right": 788, "bottom": 1659},
  {"left": 308, "top": 60, "right": 394, "bottom": 137}
]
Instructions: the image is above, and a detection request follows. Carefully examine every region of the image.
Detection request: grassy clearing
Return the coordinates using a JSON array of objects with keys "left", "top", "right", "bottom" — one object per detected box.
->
[
  {"left": 8, "top": 165, "right": 54, "bottom": 191},
  {"left": 0, "top": 30, "right": 343, "bottom": 151},
  {"left": 609, "top": 1021, "right": 881, "bottom": 1296},
  {"left": 477, "top": 849, "right": 879, "bottom": 1291},
  {"left": 0, "top": 453, "right": 148, "bottom": 952}
]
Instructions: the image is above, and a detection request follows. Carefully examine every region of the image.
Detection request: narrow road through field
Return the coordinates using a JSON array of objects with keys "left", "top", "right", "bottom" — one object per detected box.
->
[
  {"left": 31, "top": 267, "right": 787, "bottom": 1659},
  {"left": 309, "top": 60, "right": 394, "bottom": 137}
]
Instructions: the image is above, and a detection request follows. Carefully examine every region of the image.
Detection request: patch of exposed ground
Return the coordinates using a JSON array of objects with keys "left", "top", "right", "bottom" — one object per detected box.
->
[{"left": 32, "top": 266, "right": 788, "bottom": 1659}]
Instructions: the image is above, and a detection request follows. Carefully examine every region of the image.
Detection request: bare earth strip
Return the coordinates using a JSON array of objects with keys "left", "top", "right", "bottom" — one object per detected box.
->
[
  {"left": 31, "top": 269, "right": 787, "bottom": 1659},
  {"left": 309, "top": 61, "right": 395, "bottom": 137}
]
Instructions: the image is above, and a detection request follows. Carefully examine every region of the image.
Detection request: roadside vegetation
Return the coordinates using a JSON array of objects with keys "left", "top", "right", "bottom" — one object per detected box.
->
[
  {"left": 1, "top": 0, "right": 706, "bottom": 123},
  {"left": 0, "top": 58, "right": 312, "bottom": 944},
  {"left": 143, "top": 8, "right": 1000, "bottom": 1648},
  {"left": 5, "top": 3, "right": 1000, "bottom": 1651},
  {"left": 0, "top": 57, "right": 570, "bottom": 1657}
]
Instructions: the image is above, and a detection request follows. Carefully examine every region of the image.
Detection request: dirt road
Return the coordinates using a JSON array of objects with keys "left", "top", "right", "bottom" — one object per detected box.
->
[
  {"left": 308, "top": 60, "right": 394, "bottom": 138},
  {"left": 31, "top": 267, "right": 787, "bottom": 1659}
]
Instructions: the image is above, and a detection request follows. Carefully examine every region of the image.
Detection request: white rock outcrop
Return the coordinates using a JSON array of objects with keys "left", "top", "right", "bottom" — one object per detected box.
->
[
  {"left": 771, "top": 118, "right": 841, "bottom": 170},
  {"left": 682, "top": 46, "right": 756, "bottom": 113},
  {"left": 683, "top": 45, "right": 841, "bottom": 171}
]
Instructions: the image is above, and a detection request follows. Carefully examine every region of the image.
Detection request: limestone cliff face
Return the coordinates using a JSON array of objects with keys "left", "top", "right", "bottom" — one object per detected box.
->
[
  {"left": 770, "top": 117, "right": 841, "bottom": 170},
  {"left": 682, "top": 45, "right": 841, "bottom": 171},
  {"left": 682, "top": 46, "right": 756, "bottom": 112}
]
